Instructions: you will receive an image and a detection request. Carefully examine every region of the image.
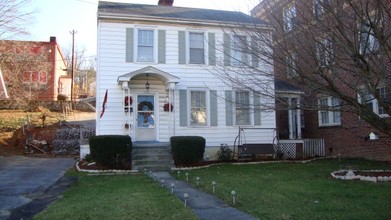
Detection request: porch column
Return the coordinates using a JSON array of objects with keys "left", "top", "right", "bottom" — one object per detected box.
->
[
  {"left": 166, "top": 82, "right": 176, "bottom": 137},
  {"left": 288, "top": 98, "right": 294, "bottom": 140},
  {"left": 296, "top": 97, "right": 302, "bottom": 139}
]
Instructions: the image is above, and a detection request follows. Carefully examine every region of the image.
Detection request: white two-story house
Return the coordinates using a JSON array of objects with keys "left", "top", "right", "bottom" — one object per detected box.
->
[{"left": 96, "top": 1, "right": 276, "bottom": 157}]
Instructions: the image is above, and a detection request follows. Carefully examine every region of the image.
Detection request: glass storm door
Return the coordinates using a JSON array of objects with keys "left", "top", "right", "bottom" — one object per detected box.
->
[{"left": 136, "top": 95, "right": 156, "bottom": 141}]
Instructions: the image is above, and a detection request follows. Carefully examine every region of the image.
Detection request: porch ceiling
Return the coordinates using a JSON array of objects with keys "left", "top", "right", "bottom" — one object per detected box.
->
[{"left": 117, "top": 66, "right": 180, "bottom": 85}]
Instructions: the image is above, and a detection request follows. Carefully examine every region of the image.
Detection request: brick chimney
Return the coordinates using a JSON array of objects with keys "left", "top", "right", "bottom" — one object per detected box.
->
[
  {"left": 50, "top": 36, "right": 57, "bottom": 43},
  {"left": 158, "top": 0, "right": 173, "bottom": 6}
]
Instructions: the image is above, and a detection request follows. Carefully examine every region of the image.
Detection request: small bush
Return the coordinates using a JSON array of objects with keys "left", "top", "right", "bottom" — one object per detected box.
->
[
  {"left": 217, "top": 145, "right": 233, "bottom": 161},
  {"left": 57, "top": 94, "right": 68, "bottom": 101},
  {"left": 171, "top": 136, "right": 205, "bottom": 166},
  {"left": 89, "top": 135, "right": 132, "bottom": 169}
]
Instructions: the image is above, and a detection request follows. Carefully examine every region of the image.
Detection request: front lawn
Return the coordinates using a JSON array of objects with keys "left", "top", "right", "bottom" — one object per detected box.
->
[
  {"left": 177, "top": 158, "right": 391, "bottom": 220},
  {"left": 34, "top": 171, "right": 198, "bottom": 220},
  {"left": 35, "top": 158, "right": 391, "bottom": 220}
]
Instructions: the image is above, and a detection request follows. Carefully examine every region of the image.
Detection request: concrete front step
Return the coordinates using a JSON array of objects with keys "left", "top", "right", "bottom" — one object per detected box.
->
[{"left": 132, "top": 146, "right": 174, "bottom": 172}]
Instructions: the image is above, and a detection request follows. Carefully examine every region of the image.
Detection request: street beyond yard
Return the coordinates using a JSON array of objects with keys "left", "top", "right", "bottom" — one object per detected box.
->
[{"left": 35, "top": 158, "right": 391, "bottom": 219}]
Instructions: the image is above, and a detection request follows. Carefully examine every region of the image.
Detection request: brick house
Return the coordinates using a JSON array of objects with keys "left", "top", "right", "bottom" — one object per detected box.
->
[
  {"left": 252, "top": 0, "right": 391, "bottom": 160},
  {"left": 0, "top": 37, "right": 69, "bottom": 102}
]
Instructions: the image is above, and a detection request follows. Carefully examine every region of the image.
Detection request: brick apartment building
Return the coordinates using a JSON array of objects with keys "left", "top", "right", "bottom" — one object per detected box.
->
[
  {"left": 0, "top": 37, "right": 69, "bottom": 102},
  {"left": 252, "top": 0, "right": 391, "bottom": 160}
]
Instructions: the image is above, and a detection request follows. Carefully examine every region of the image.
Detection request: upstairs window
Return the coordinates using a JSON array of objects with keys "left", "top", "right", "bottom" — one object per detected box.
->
[
  {"left": 316, "top": 37, "right": 333, "bottom": 67},
  {"left": 137, "top": 29, "right": 155, "bottom": 62},
  {"left": 318, "top": 96, "right": 341, "bottom": 126},
  {"left": 232, "top": 35, "right": 248, "bottom": 66},
  {"left": 359, "top": 20, "right": 380, "bottom": 55},
  {"left": 286, "top": 51, "right": 298, "bottom": 78},
  {"left": 314, "top": 0, "right": 332, "bottom": 17},
  {"left": 189, "top": 32, "right": 205, "bottom": 64},
  {"left": 283, "top": 4, "right": 297, "bottom": 32}
]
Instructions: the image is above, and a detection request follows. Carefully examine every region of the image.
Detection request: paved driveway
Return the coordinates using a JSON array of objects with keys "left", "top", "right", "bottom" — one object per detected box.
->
[{"left": 0, "top": 156, "right": 75, "bottom": 220}]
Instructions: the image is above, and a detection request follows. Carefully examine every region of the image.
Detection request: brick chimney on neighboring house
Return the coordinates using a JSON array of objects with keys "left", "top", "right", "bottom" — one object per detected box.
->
[{"left": 158, "top": 0, "right": 173, "bottom": 6}]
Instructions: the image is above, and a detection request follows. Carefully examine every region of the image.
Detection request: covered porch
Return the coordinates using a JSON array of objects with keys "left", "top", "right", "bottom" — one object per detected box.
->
[{"left": 117, "top": 66, "right": 179, "bottom": 143}]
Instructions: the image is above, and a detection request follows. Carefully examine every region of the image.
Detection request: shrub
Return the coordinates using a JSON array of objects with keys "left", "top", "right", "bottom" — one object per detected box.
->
[
  {"left": 57, "top": 94, "right": 68, "bottom": 101},
  {"left": 217, "top": 144, "right": 233, "bottom": 161},
  {"left": 170, "top": 136, "right": 205, "bottom": 166},
  {"left": 89, "top": 135, "right": 132, "bottom": 169}
]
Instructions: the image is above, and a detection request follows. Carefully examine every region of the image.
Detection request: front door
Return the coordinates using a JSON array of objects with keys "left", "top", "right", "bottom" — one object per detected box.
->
[{"left": 136, "top": 95, "right": 156, "bottom": 141}]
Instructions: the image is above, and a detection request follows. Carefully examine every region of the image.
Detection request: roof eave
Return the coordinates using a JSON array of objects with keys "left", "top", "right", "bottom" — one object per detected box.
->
[{"left": 97, "top": 12, "right": 269, "bottom": 29}]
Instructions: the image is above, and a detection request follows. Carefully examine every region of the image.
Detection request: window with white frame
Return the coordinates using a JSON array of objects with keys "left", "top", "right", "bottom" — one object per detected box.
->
[
  {"left": 318, "top": 96, "right": 341, "bottom": 126},
  {"left": 359, "top": 86, "right": 389, "bottom": 117},
  {"left": 359, "top": 19, "right": 380, "bottom": 55},
  {"left": 283, "top": 4, "right": 297, "bottom": 32},
  {"left": 190, "top": 90, "right": 207, "bottom": 126},
  {"left": 189, "top": 32, "right": 205, "bottom": 64},
  {"left": 137, "top": 29, "right": 155, "bottom": 62},
  {"left": 232, "top": 35, "right": 248, "bottom": 66},
  {"left": 286, "top": 51, "right": 298, "bottom": 78},
  {"left": 314, "top": 0, "right": 332, "bottom": 17},
  {"left": 235, "top": 91, "right": 251, "bottom": 125},
  {"left": 316, "top": 37, "right": 333, "bottom": 67}
]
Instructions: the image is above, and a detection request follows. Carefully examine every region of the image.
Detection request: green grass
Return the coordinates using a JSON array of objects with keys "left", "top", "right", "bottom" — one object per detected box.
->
[
  {"left": 176, "top": 158, "right": 391, "bottom": 220},
  {"left": 35, "top": 159, "right": 391, "bottom": 220},
  {"left": 34, "top": 171, "right": 198, "bottom": 220}
]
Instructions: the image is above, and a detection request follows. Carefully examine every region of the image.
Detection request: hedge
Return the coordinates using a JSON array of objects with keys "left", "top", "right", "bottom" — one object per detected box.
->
[
  {"left": 89, "top": 135, "right": 132, "bottom": 169},
  {"left": 170, "top": 136, "right": 205, "bottom": 166}
]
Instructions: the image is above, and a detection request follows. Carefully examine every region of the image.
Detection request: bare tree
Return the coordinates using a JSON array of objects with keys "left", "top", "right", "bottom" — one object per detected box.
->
[
  {"left": 0, "top": 0, "right": 34, "bottom": 39},
  {"left": 0, "top": 40, "right": 52, "bottom": 108},
  {"left": 63, "top": 48, "right": 96, "bottom": 98},
  {"left": 213, "top": 0, "right": 391, "bottom": 136}
]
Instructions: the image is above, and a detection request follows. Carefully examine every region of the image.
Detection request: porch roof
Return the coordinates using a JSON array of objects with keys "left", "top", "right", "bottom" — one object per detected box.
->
[
  {"left": 117, "top": 66, "right": 180, "bottom": 85},
  {"left": 275, "top": 80, "right": 304, "bottom": 95}
]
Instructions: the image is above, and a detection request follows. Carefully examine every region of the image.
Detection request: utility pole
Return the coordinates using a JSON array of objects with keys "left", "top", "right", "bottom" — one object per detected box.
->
[{"left": 70, "top": 30, "right": 77, "bottom": 104}]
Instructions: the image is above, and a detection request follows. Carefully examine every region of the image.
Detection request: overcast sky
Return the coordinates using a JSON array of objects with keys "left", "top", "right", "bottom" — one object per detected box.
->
[{"left": 22, "top": 0, "right": 259, "bottom": 61}]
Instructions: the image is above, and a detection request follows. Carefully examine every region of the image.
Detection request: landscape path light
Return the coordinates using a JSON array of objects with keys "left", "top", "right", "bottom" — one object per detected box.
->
[
  {"left": 177, "top": 171, "right": 181, "bottom": 178},
  {"left": 231, "top": 190, "right": 236, "bottom": 205},
  {"left": 161, "top": 179, "right": 165, "bottom": 187},
  {"left": 185, "top": 172, "right": 189, "bottom": 182},
  {"left": 184, "top": 193, "right": 189, "bottom": 207},
  {"left": 171, "top": 183, "right": 175, "bottom": 194},
  {"left": 212, "top": 181, "right": 216, "bottom": 194},
  {"left": 196, "top": 177, "right": 200, "bottom": 187}
]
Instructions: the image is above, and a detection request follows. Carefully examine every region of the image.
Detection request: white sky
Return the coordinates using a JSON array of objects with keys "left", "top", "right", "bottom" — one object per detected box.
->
[{"left": 22, "top": 0, "right": 259, "bottom": 60}]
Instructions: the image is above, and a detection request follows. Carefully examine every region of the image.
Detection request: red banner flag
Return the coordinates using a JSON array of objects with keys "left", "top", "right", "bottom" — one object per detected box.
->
[{"left": 100, "top": 89, "right": 108, "bottom": 118}]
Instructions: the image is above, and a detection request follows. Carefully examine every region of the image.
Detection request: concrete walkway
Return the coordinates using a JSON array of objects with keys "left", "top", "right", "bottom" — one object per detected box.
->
[
  {"left": 152, "top": 172, "right": 258, "bottom": 220},
  {"left": 0, "top": 156, "right": 76, "bottom": 220}
]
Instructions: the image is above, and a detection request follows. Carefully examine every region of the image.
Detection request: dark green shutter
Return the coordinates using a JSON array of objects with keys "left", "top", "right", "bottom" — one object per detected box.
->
[
  {"left": 178, "top": 31, "right": 186, "bottom": 64},
  {"left": 210, "top": 90, "right": 218, "bottom": 126},
  {"left": 251, "top": 37, "right": 259, "bottom": 68},
  {"left": 179, "top": 90, "right": 187, "bottom": 126},
  {"left": 223, "top": 34, "right": 231, "bottom": 66},
  {"left": 208, "top": 33, "right": 216, "bottom": 66},
  {"left": 225, "top": 90, "right": 233, "bottom": 126},
  {"left": 158, "top": 30, "right": 166, "bottom": 64},
  {"left": 254, "top": 93, "right": 261, "bottom": 125},
  {"left": 126, "top": 28, "right": 134, "bottom": 62}
]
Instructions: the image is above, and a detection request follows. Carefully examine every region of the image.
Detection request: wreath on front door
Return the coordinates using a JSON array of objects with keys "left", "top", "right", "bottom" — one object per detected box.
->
[{"left": 138, "top": 101, "right": 154, "bottom": 111}]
